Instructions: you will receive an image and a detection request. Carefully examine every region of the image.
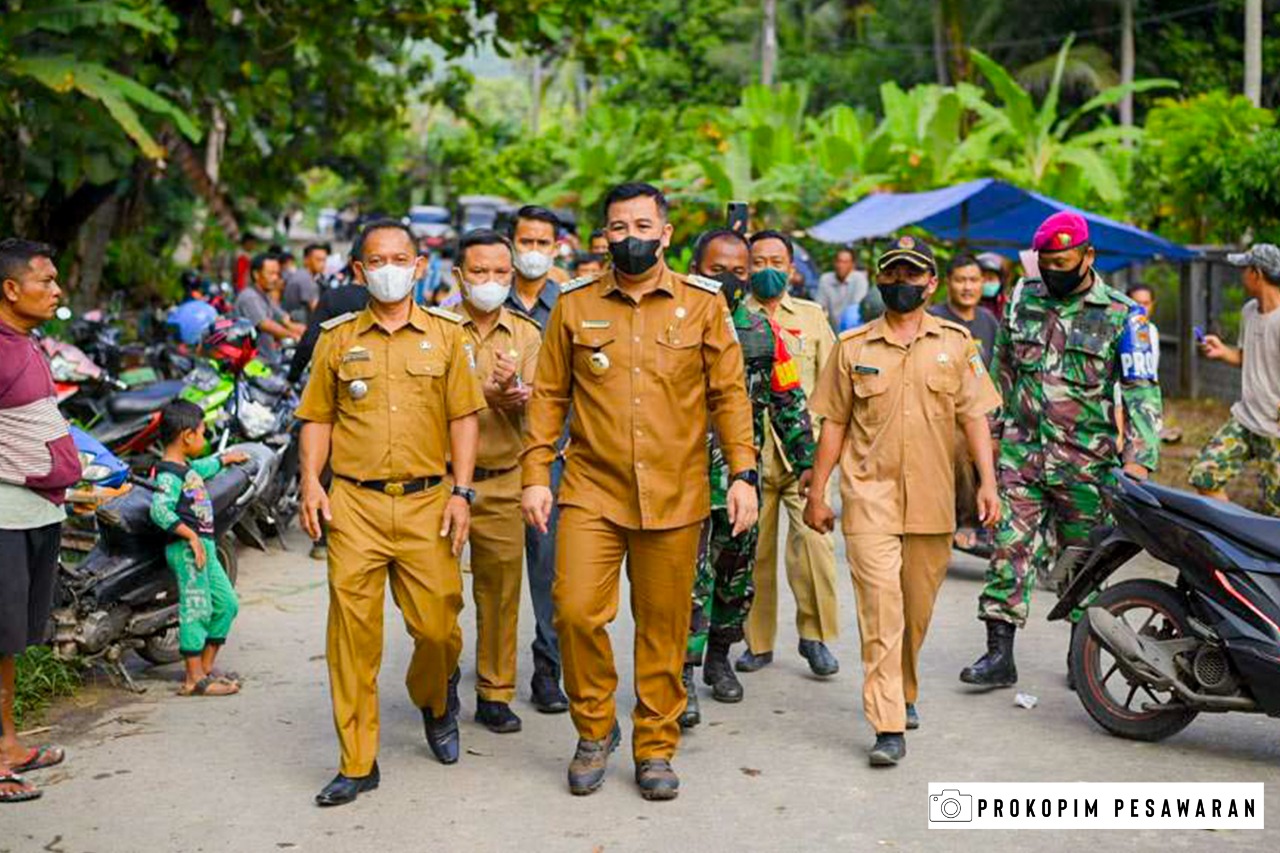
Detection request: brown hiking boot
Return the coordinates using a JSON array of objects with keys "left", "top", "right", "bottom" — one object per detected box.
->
[
  {"left": 635, "top": 759, "right": 680, "bottom": 801},
  {"left": 567, "top": 721, "right": 621, "bottom": 795}
]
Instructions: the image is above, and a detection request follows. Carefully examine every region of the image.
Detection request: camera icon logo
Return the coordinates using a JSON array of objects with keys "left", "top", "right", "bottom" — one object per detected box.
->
[{"left": 930, "top": 789, "right": 973, "bottom": 822}]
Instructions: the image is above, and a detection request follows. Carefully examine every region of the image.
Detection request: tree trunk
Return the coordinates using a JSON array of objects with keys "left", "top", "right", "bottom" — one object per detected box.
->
[
  {"left": 69, "top": 194, "right": 119, "bottom": 311},
  {"left": 761, "top": 0, "right": 778, "bottom": 88},
  {"left": 932, "top": 2, "right": 950, "bottom": 85},
  {"left": 943, "top": 0, "right": 968, "bottom": 84},
  {"left": 1120, "top": 0, "right": 1135, "bottom": 142},
  {"left": 166, "top": 125, "right": 239, "bottom": 242},
  {"left": 1244, "top": 0, "right": 1262, "bottom": 106}
]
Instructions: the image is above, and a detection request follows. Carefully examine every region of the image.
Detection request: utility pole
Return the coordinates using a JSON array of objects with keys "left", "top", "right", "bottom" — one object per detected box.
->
[
  {"left": 1244, "top": 0, "right": 1262, "bottom": 106},
  {"left": 762, "top": 0, "right": 778, "bottom": 87},
  {"left": 1120, "top": 0, "right": 1135, "bottom": 130},
  {"left": 932, "top": 2, "right": 949, "bottom": 85}
]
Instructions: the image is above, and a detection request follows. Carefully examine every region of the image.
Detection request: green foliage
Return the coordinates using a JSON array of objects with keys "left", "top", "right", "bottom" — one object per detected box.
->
[
  {"left": 1132, "top": 92, "right": 1277, "bottom": 244},
  {"left": 14, "top": 647, "right": 84, "bottom": 728}
]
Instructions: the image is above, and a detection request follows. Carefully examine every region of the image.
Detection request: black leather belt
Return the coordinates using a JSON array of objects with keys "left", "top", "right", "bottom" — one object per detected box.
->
[
  {"left": 339, "top": 475, "right": 442, "bottom": 496},
  {"left": 447, "top": 464, "right": 517, "bottom": 483}
]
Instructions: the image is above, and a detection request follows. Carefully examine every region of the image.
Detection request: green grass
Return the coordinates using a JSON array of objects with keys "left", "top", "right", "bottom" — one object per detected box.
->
[{"left": 14, "top": 648, "right": 84, "bottom": 729}]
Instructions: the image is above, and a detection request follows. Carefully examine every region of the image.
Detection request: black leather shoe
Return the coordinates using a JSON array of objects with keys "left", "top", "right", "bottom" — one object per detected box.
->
[
  {"left": 703, "top": 641, "right": 744, "bottom": 703},
  {"left": 735, "top": 649, "right": 773, "bottom": 672},
  {"left": 678, "top": 664, "right": 701, "bottom": 729},
  {"left": 568, "top": 721, "right": 621, "bottom": 796},
  {"left": 421, "top": 707, "right": 460, "bottom": 765},
  {"left": 959, "top": 620, "right": 1018, "bottom": 688},
  {"left": 635, "top": 759, "right": 680, "bottom": 801},
  {"left": 868, "top": 733, "right": 906, "bottom": 767},
  {"left": 475, "top": 699, "right": 523, "bottom": 734},
  {"left": 448, "top": 668, "right": 461, "bottom": 717},
  {"left": 531, "top": 668, "right": 569, "bottom": 714},
  {"left": 798, "top": 639, "right": 840, "bottom": 676},
  {"left": 314, "top": 762, "right": 380, "bottom": 807},
  {"left": 905, "top": 703, "right": 920, "bottom": 730}
]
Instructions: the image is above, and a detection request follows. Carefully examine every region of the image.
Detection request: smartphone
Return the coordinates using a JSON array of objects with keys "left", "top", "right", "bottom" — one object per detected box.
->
[
  {"left": 726, "top": 202, "right": 749, "bottom": 234},
  {"left": 1193, "top": 326, "right": 1206, "bottom": 344}
]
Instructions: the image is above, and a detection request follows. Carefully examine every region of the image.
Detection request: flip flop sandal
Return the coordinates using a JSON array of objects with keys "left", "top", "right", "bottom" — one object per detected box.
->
[
  {"left": 178, "top": 676, "right": 239, "bottom": 697},
  {"left": 209, "top": 669, "right": 241, "bottom": 683},
  {"left": 12, "top": 745, "right": 65, "bottom": 773},
  {"left": 0, "top": 773, "right": 42, "bottom": 803}
]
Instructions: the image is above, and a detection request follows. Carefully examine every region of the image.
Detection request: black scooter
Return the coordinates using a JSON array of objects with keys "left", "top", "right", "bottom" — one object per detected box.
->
[
  {"left": 1049, "top": 472, "right": 1280, "bottom": 741},
  {"left": 50, "top": 459, "right": 257, "bottom": 690}
]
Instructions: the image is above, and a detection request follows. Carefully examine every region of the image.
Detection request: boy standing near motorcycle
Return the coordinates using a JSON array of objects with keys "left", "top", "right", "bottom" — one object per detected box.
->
[{"left": 150, "top": 400, "right": 247, "bottom": 697}]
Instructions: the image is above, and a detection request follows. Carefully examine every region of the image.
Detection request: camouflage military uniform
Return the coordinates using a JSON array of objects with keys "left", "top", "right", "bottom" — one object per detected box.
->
[
  {"left": 687, "top": 302, "right": 815, "bottom": 662},
  {"left": 1189, "top": 420, "right": 1280, "bottom": 516},
  {"left": 980, "top": 274, "right": 1162, "bottom": 627}
]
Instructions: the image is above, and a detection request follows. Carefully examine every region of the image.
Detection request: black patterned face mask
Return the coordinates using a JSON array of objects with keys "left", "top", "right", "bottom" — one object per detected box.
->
[{"left": 878, "top": 282, "right": 928, "bottom": 314}]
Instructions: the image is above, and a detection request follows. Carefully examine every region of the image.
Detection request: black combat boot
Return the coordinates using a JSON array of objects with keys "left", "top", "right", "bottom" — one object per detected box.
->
[
  {"left": 959, "top": 620, "right": 1018, "bottom": 688},
  {"left": 702, "top": 637, "right": 744, "bottom": 703},
  {"left": 678, "top": 664, "right": 701, "bottom": 729}
]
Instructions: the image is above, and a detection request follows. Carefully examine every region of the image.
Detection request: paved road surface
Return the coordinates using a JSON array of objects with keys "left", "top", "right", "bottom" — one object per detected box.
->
[{"left": 7, "top": 530, "right": 1277, "bottom": 851}]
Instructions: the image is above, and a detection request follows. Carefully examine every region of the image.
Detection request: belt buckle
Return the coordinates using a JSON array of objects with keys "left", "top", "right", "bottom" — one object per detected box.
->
[{"left": 383, "top": 481, "right": 406, "bottom": 497}]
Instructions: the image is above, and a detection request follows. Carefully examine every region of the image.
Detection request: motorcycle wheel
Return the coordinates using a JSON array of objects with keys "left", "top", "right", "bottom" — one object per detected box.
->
[
  {"left": 1071, "top": 578, "right": 1199, "bottom": 742},
  {"left": 137, "top": 537, "right": 239, "bottom": 667}
]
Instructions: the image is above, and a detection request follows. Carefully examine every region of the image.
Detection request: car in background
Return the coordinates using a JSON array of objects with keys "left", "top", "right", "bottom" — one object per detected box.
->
[
  {"left": 457, "top": 195, "right": 510, "bottom": 234},
  {"left": 407, "top": 205, "right": 455, "bottom": 242}
]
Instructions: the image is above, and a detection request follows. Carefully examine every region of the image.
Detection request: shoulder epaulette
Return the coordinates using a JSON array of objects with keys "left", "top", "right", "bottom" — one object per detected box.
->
[
  {"left": 790, "top": 296, "right": 824, "bottom": 312},
  {"left": 509, "top": 310, "right": 542, "bottom": 332},
  {"left": 685, "top": 274, "right": 723, "bottom": 294},
  {"left": 838, "top": 324, "right": 873, "bottom": 342},
  {"left": 935, "top": 317, "right": 973, "bottom": 338},
  {"left": 427, "top": 306, "right": 464, "bottom": 324},
  {"left": 319, "top": 311, "right": 358, "bottom": 331},
  {"left": 559, "top": 273, "right": 601, "bottom": 294}
]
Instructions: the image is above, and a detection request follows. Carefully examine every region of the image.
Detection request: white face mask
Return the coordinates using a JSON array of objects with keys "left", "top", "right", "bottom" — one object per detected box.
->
[
  {"left": 513, "top": 250, "right": 555, "bottom": 280},
  {"left": 465, "top": 280, "right": 511, "bottom": 313},
  {"left": 363, "top": 262, "right": 416, "bottom": 303}
]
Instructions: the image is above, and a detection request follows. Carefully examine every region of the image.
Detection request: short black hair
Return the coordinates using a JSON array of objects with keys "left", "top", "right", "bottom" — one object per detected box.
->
[
  {"left": 458, "top": 228, "right": 514, "bottom": 265},
  {"left": 512, "top": 205, "right": 560, "bottom": 236},
  {"left": 574, "top": 252, "right": 606, "bottom": 271},
  {"left": 303, "top": 242, "right": 331, "bottom": 257},
  {"left": 0, "top": 238, "right": 56, "bottom": 285},
  {"left": 250, "top": 252, "right": 279, "bottom": 275},
  {"left": 835, "top": 246, "right": 856, "bottom": 261},
  {"left": 240, "top": 234, "right": 257, "bottom": 248},
  {"left": 602, "top": 182, "right": 668, "bottom": 223},
  {"left": 749, "top": 229, "right": 793, "bottom": 261},
  {"left": 948, "top": 254, "right": 981, "bottom": 276},
  {"left": 1127, "top": 282, "right": 1156, "bottom": 300},
  {"left": 693, "top": 229, "right": 750, "bottom": 269},
  {"left": 277, "top": 250, "right": 295, "bottom": 264},
  {"left": 589, "top": 228, "right": 606, "bottom": 241},
  {"left": 158, "top": 400, "right": 205, "bottom": 447},
  {"left": 354, "top": 218, "right": 416, "bottom": 261}
]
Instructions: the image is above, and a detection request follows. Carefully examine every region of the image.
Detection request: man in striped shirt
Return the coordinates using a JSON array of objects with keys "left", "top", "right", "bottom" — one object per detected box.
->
[{"left": 0, "top": 239, "right": 82, "bottom": 803}]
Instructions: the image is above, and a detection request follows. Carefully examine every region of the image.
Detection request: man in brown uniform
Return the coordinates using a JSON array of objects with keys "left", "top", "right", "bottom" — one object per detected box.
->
[
  {"left": 298, "top": 219, "right": 485, "bottom": 807},
  {"left": 452, "top": 229, "right": 543, "bottom": 734},
  {"left": 805, "top": 236, "right": 1002, "bottom": 767},
  {"left": 740, "top": 230, "right": 843, "bottom": 678},
  {"left": 521, "top": 182, "right": 757, "bottom": 801}
]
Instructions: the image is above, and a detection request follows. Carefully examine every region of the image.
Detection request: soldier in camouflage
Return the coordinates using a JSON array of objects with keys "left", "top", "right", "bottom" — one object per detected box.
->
[
  {"left": 681, "top": 229, "right": 815, "bottom": 728},
  {"left": 961, "top": 212, "right": 1162, "bottom": 689}
]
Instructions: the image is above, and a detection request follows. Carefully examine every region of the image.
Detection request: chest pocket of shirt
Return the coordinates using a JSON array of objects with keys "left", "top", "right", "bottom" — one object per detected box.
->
[
  {"left": 926, "top": 366, "right": 961, "bottom": 420},
  {"left": 337, "top": 359, "right": 378, "bottom": 411},
  {"left": 655, "top": 335, "right": 701, "bottom": 382},
  {"left": 572, "top": 330, "right": 617, "bottom": 383},
  {"left": 1010, "top": 332, "right": 1045, "bottom": 372},
  {"left": 851, "top": 373, "right": 891, "bottom": 426},
  {"left": 405, "top": 357, "right": 446, "bottom": 407},
  {"left": 1062, "top": 316, "right": 1111, "bottom": 388}
]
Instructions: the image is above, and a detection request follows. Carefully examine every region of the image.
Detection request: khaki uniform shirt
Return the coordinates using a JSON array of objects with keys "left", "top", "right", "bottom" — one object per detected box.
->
[
  {"left": 749, "top": 293, "right": 837, "bottom": 474},
  {"left": 522, "top": 266, "right": 756, "bottom": 530},
  {"left": 810, "top": 312, "right": 1002, "bottom": 535},
  {"left": 460, "top": 306, "right": 542, "bottom": 470},
  {"left": 296, "top": 303, "right": 486, "bottom": 482}
]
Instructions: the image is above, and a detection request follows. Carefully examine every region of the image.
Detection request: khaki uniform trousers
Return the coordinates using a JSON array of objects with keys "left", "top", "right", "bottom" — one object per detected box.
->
[
  {"left": 326, "top": 478, "right": 463, "bottom": 777},
  {"left": 845, "top": 533, "right": 952, "bottom": 734},
  {"left": 465, "top": 468, "right": 523, "bottom": 703},
  {"left": 554, "top": 507, "right": 701, "bottom": 761},
  {"left": 745, "top": 438, "right": 840, "bottom": 654}
]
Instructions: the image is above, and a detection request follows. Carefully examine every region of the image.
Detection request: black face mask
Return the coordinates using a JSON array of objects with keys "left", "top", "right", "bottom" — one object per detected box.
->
[
  {"left": 1040, "top": 258, "right": 1089, "bottom": 299},
  {"left": 878, "top": 282, "right": 928, "bottom": 314},
  {"left": 711, "top": 271, "right": 748, "bottom": 311},
  {"left": 608, "top": 236, "right": 661, "bottom": 276}
]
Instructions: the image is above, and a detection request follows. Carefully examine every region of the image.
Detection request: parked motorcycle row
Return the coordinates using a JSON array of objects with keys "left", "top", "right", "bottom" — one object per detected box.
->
[{"left": 43, "top": 295, "right": 303, "bottom": 689}]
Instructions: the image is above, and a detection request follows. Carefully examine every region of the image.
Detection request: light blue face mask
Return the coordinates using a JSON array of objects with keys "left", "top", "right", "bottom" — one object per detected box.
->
[
  {"left": 750, "top": 268, "right": 789, "bottom": 300},
  {"left": 982, "top": 279, "right": 1002, "bottom": 299}
]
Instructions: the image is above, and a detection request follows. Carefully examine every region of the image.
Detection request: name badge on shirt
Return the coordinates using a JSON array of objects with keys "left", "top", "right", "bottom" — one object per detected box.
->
[
  {"left": 853, "top": 364, "right": 880, "bottom": 375},
  {"left": 342, "top": 346, "right": 371, "bottom": 363},
  {"left": 581, "top": 320, "right": 611, "bottom": 330}
]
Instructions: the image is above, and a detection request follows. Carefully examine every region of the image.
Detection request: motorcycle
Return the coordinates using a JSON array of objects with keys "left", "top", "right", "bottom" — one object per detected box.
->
[
  {"left": 49, "top": 445, "right": 267, "bottom": 690},
  {"left": 1048, "top": 471, "right": 1280, "bottom": 742}
]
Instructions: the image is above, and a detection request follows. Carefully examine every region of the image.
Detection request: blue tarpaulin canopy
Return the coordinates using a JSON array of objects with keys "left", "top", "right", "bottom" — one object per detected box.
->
[{"left": 808, "top": 178, "right": 1196, "bottom": 272}]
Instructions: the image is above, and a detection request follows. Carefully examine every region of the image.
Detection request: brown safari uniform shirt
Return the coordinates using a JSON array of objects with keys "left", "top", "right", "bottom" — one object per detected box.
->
[
  {"left": 295, "top": 303, "right": 486, "bottom": 480},
  {"left": 459, "top": 306, "right": 542, "bottom": 470},
  {"left": 810, "top": 312, "right": 1002, "bottom": 535},
  {"left": 521, "top": 266, "right": 756, "bottom": 530}
]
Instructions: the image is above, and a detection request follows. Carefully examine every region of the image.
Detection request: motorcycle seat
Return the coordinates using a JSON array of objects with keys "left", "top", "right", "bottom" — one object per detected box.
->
[
  {"left": 106, "top": 379, "right": 186, "bottom": 418},
  {"left": 1144, "top": 481, "right": 1280, "bottom": 561},
  {"left": 97, "top": 465, "right": 250, "bottom": 538}
]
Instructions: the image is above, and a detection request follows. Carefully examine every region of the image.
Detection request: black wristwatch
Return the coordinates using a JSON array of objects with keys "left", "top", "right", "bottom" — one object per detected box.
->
[
  {"left": 730, "top": 470, "right": 759, "bottom": 488},
  {"left": 451, "top": 485, "right": 476, "bottom": 505}
]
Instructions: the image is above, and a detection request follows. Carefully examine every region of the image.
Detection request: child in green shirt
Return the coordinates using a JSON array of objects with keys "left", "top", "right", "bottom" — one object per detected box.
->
[{"left": 149, "top": 400, "right": 247, "bottom": 697}]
